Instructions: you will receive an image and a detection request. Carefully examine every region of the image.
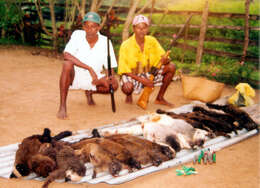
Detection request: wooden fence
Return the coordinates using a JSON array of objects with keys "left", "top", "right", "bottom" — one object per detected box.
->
[
  {"left": 15, "top": 1, "right": 260, "bottom": 63},
  {"left": 105, "top": 3, "right": 259, "bottom": 63}
]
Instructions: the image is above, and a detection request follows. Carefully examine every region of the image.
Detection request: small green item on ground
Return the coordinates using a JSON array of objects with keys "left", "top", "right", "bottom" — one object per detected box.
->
[
  {"left": 176, "top": 166, "right": 197, "bottom": 176},
  {"left": 212, "top": 152, "right": 216, "bottom": 163}
]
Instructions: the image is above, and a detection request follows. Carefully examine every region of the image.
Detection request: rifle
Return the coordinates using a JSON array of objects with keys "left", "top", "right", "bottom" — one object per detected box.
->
[
  {"left": 137, "top": 14, "right": 193, "bottom": 109},
  {"left": 106, "top": 14, "right": 116, "bottom": 112},
  {"left": 137, "top": 51, "right": 170, "bottom": 109}
]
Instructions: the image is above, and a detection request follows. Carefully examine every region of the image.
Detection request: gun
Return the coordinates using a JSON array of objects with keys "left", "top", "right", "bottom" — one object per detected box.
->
[
  {"left": 137, "top": 51, "right": 170, "bottom": 109},
  {"left": 137, "top": 14, "right": 194, "bottom": 109},
  {"left": 106, "top": 13, "right": 116, "bottom": 112}
]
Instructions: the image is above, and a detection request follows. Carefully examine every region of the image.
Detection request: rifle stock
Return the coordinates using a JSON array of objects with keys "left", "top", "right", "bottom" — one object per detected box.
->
[
  {"left": 137, "top": 51, "right": 170, "bottom": 109},
  {"left": 136, "top": 15, "right": 194, "bottom": 110}
]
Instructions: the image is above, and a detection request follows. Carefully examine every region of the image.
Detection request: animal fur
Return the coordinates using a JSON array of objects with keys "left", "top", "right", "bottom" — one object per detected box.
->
[
  {"left": 206, "top": 103, "right": 259, "bottom": 131},
  {"left": 41, "top": 141, "right": 86, "bottom": 188},
  {"left": 75, "top": 142, "right": 122, "bottom": 178},
  {"left": 105, "top": 134, "right": 173, "bottom": 166},
  {"left": 71, "top": 137, "right": 141, "bottom": 171},
  {"left": 157, "top": 109, "right": 235, "bottom": 137},
  {"left": 142, "top": 114, "right": 209, "bottom": 152},
  {"left": 10, "top": 128, "right": 72, "bottom": 178},
  {"left": 192, "top": 106, "right": 239, "bottom": 134},
  {"left": 157, "top": 103, "right": 259, "bottom": 138}
]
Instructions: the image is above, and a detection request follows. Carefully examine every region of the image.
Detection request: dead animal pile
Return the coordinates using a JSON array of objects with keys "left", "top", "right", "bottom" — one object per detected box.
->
[
  {"left": 10, "top": 128, "right": 72, "bottom": 179},
  {"left": 157, "top": 103, "right": 259, "bottom": 138},
  {"left": 70, "top": 134, "right": 175, "bottom": 178},
  {"left": 141, "top": 114, "right": 211, "bottom": 152},
  {"left": 40, "top": 141, "right": 86, "bottom": 188},
  {"left": 8, "top": 128, "right": 88, "bottom": 188}
]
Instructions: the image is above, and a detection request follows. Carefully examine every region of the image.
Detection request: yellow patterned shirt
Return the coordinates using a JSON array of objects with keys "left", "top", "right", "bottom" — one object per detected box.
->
[{"left": 118, "top": 34, "right": 165, "bottom": 75}]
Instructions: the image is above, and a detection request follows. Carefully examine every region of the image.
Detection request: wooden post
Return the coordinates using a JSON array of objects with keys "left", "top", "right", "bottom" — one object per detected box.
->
[
  {"left": 195, "top": 0, "right": 209, "bottom": 64},
  {"left": 181, "top": 15, "right": 190, "bottom": 63},
  {"left": 241, "top": 0, "right": 250, "bottom": 62},
  {"left": 149, "top": 0, "right": 156, "bottom": 21}
]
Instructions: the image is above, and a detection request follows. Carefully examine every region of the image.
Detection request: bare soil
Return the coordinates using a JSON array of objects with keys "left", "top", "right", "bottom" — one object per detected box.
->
[{"left": 0, "top": 46, "right": 259, "bottom": 188}]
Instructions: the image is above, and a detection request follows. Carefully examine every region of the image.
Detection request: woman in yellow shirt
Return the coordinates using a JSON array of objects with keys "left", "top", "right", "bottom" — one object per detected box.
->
[{"left": 118, "top": 15, "right": 176, "bottom": 106}]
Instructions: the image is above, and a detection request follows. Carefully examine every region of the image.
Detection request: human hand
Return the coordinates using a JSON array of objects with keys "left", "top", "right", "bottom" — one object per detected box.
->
[
  {"left": 89, "top": 70, "right": 98, "bottom": 85},
  {"left": 160, "top": 50, "right": 171, "bottom": 65},
  {"left": 141, "top": 77, "right": 154, "bottom": 88}
]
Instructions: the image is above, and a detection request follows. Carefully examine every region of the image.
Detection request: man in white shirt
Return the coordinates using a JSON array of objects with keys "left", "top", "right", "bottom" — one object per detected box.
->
[{"left": 57, "top": 12, "right": 118, "bottom": 119}]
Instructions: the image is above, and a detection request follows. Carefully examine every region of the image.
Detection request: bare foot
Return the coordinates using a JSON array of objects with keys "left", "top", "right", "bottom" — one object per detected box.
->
[
  {"left": 154, "top": 99, "right": 174, "bottom": 107},
  {"left": 85, "top": 91, "right": 96, "bottom": 105},
  {"left": 125, "top": 95, "right": 133, "bottom": 104},
  {"left": 57, "top": 107, "right": 68, "bottom": 119}
]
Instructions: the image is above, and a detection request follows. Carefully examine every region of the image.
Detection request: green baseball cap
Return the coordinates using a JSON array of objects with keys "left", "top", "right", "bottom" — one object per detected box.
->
[{"left": 82, "top": 12, "right": 101, "bottom": 24}]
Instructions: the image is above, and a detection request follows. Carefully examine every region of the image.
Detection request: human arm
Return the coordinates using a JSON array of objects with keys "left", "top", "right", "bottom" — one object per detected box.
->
[
  {"left": 118, "top": 38, "right": 153, "bottom": 88},
  {"left": 148, "top": 36, "right": 170, "bottom": 68},
  {"left": 63, "top": 52, "right": 98, "bottom": 84},
  {"left": 124, "top": 72, "right": 154, "bottom": 88},
  {"left": 94, "top": 69, "right": 117, "bottom": 89}
]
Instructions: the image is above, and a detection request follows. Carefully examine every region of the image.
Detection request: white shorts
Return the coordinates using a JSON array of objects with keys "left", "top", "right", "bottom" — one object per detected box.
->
[{"left": 70, "top": 66, "right": 104, "bottom": 91}]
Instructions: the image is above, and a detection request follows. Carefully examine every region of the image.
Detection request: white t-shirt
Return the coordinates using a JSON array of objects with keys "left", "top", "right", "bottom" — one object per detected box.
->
[{"left": 64, "top": 30, "right": 117, "bottom": 91}]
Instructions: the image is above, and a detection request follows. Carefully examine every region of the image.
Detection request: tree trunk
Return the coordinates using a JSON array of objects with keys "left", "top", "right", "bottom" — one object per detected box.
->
[
  {"left": 122, "top": 0, "right": 141, "bottom": 41},
  {"left": 1, "top": 29, "right": 5, "bottom": 38},
  {"left": 90, "top": 0, "right": 103, "bottom": 12},
  {"left": 241, "top": 0, "right": 250, "bottom": 62},
  {"left": 48, "top": 0, "right": 58, "bottom": 49},
  {"left": 195, "top": 0, "right": 209, "bottom": 64},
  {"left": 34, "top": 0, "right": 52, "bottom": 36},
  {"left": 80, "top": 0, "right": 86, "bottom": 18}
]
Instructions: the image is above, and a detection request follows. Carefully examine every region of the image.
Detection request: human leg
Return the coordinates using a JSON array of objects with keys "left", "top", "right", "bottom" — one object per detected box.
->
[
  {"left": 85, "top": 76, "right": 119, "bottom": 105},
  {"left": 96, "top": 76, "right": 119, "bottom": 93},
  {"left": 85, "top": 90, "right": 95, "bottom": 105},
  {"left": 155, "top": 63, "right": 176, "bottom": 106},
  {"left": 121, "top": 82, "right": 134, "bottom": 104},
  {"left": 57, "top": 60, "right": 75, "bottom": 119}
]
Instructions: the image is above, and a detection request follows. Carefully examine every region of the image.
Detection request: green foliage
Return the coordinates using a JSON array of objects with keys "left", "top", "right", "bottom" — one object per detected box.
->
[
  {"left": 175, "top": 60, "right": 259, "bottom": 88},
  {"left": 169, "top": 0, "right": 259, "bottom": 14},
  {"left": 151, "top": 0, "right": 260, "bottom": 88},
  {"left": 0, "top": 0, "right": 258, "bottom": 88},
  {"left": 0, "top": 0, "right": 24, "bottom": 42}
]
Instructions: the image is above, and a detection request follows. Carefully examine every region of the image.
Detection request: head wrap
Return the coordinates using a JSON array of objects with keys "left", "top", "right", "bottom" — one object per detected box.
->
[{"left": 132, "top": 15, "right": 149, "bottom": 26}]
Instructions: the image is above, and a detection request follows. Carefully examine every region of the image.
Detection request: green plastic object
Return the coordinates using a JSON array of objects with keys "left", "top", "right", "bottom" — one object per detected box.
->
[
  {"left": 176, "top": 166, "right": 197, "bottom": 176},
  {"left": 212, "top": 152, "right": 216, "bottom": 163}
]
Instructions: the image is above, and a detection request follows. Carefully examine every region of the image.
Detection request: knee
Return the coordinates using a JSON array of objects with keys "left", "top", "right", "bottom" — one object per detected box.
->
[
  {"left": 112, "top": 80, "right": 119, "bottom": 91},
  {"left": 63, "top": 60, "right": 74, "bottom": 72},
  {"left": 121, "top": 82, "right": 133, "bottom": 95},
  {"left": 167, "top": 63, "right": 176, "bottom": 74}
]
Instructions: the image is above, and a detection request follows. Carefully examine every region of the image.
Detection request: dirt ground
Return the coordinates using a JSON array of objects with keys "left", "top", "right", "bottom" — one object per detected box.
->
[{"left": 0, "top": 46, "right": 259, "bottom": 188}]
